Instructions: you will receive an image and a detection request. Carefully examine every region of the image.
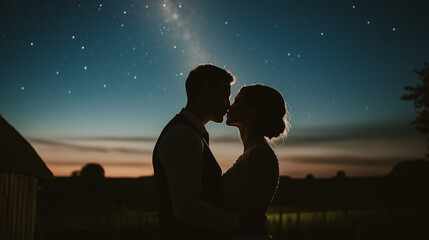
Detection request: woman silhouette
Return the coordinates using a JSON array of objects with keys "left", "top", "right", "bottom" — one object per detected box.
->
[{"left": 222, "top": 84, "right": 290, "bottom": 239}]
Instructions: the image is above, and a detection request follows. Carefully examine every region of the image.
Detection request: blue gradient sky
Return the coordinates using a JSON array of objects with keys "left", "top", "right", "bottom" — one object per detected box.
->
[{"left": 1, "top": 0, "right": 428, "bottom": 177}]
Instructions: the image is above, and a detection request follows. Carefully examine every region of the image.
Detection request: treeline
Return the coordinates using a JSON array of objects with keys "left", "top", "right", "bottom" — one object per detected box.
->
[{"left": 37, "top": 159, "right": 429, "bottom": 214}]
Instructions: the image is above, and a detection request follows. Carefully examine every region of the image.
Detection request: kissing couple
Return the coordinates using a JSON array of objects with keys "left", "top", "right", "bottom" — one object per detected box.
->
[{"left": 152, "top": 63, "right": 290, "bottom": 239}]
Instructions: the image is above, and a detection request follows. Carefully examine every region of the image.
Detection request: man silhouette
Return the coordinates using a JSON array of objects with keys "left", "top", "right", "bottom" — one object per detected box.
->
[{"left": 152, "top": 64, "right": 239, "bottom": 239}]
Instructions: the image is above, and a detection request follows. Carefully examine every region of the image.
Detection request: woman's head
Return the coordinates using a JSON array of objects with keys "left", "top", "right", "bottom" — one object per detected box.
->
[{"left": 226, "top": 84, "right": 290, "bottom": 140}]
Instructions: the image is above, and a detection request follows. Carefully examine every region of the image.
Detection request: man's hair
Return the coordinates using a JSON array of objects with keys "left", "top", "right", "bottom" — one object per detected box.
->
[{"left": 185, "top": 63, "right": 235, "bottom": 102}]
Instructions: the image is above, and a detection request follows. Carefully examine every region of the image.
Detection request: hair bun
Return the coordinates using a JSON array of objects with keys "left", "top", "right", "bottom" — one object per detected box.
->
[{"left": 261, "top": 116, "right": 286, "bottom": 139}]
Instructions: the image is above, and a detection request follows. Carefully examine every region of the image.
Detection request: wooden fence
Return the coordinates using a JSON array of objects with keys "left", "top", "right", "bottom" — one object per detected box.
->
[{"left": 0, "top": 172, "right": 38, "bottom": 240}]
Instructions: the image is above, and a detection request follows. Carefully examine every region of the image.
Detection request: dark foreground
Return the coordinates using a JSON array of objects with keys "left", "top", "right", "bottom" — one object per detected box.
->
[{"left": 36, "top": 174, "right": 428, "bottom": 240}]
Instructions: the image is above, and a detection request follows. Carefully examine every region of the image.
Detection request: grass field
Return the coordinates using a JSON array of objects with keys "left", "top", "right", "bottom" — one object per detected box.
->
[{"left": 38, "top": 206, "right": 427, "bottom": 240}]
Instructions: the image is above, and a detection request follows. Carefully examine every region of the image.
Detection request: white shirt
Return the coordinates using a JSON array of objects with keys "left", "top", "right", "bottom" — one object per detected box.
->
[{"left": 157, "top": 108, "right": 239, "bottom": 232}]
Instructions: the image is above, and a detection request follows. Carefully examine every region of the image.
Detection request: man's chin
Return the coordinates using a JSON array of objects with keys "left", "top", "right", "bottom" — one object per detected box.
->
[{"left": 211, "top": 115, "right": 225, "bottom": 123}]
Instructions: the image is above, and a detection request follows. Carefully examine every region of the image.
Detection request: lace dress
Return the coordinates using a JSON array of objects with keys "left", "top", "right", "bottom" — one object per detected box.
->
[{"left": 221, "top": 144, "right": 279, "bottom": 238}]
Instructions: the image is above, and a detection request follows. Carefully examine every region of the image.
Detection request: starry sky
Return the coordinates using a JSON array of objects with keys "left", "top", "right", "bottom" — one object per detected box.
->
[{"left": 1, "top": 0, "right": 428, "bottom": 178}]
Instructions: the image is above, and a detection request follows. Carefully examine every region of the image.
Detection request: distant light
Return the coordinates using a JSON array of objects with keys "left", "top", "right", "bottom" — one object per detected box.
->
[
  {"left": 56, "top": 71, "right": 59, "bottom": 75},
  {"left": 103, "top": 84, "right": 107, "bottom": 88},
  {"left": 179, "top": 4, "right": 182, "bottom": 8},
  {"left": 297, "top": 54, "right": 301, "bottom": 58},
  {"left": 21, "top": 86, "right": 24, "bottom": 90},
  {"left": 84, "top": 66, "right": 87, "bottom": 70},
  {"left": 121, "top": 24, "right": 124, "bottom": 27},
  {"left": 68, "top": 90, "right": 71, "bottom": 94},
  {"left": 99, "top": 4, "right": 102, "bottom": 7},
  {"left": 123, "top": 11, "right": 127, "bottom": 14},
  {"left": 179, "top": 72, "right": 183, "bottom": 76},
  {"left": 393, "top": 27, "right": 396, "bottom": 31},
  {"left": 81, "top": 46, "right": 85, "bottom": 49},
  {"left": 145, "top": 5, "right": 148, "bottom": 8},
  {"left": 367, "top": 21, "right": 370, "bottom": 24},
  {"left": 352, "top": 5, "right": 356, "bottom": 9},
  {"left": 225, "top": 21, "right": 228, "bottom": 25},
  {"left": 72, "top": 35, "right": 75, "bottom": 39},
  {"left": 173, "top": 45, "right": 176, "bottom": 49},
  {"left": 287, "top": 52, "right": 291, "bottom": 56},
  {"left": 321, "top": 32, "right": 324, "bottom": 36},
  {"left": 30, "top": 42, "right": 34, "bottom": 46},
  {"left": 163, "top": 4, "right": 166, "bottom": 7},
  {"left": 134, "top": 75, "right": 137, "bottom": 79}
]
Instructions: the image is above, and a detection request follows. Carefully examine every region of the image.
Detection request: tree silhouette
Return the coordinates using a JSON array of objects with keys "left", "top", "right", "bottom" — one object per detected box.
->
[
  {"left": 401, "top": 62, "right": 429, "bottom": 158},
  {"left": 80, "top": 163, "right": 105, "bottom": 181}
]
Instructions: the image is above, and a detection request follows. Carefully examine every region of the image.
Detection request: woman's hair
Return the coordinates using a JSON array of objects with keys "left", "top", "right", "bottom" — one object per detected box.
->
[{"left": 239, "top": 84, "right": 291, "bottom": 140}]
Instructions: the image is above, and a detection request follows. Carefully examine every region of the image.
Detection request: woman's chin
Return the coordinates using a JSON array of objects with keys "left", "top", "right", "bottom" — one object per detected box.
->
[
  {"left": 226, "top": 119, "right": 232, "bottom": 126},
  {"left": 226, "top": 120, "right": 237, "bottom": 127}
]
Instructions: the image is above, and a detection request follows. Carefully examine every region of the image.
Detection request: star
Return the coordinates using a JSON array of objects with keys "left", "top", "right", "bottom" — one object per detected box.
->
[
  {"left": 321, "top": 32, "right": 324, "bottom": 36},
  {"left": 81, "top": 46, "right": 85, "bottom": 49},
  {"left": 72, "top": 35, "right": 75, "bottom": 39},
  {"left": 84, "top": 66, "right": 87, "bottom": 70},
  {"left": 30, "top": 42, "right": 34, "bottom": 46}
]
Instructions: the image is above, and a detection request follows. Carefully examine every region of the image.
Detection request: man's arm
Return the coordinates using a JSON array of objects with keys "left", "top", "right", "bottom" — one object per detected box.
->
[{"left": 157, "top": 125, "right": 239, "bottom": 232}]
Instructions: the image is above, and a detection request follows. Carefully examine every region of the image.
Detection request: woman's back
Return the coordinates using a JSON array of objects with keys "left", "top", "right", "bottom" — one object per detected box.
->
[{"left": 222, "top": 144, "right": 279, "bottom": 227}]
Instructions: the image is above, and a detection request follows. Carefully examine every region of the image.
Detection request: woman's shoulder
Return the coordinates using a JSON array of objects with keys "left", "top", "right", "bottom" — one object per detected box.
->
[
  {"left": 246, "top": 144, "right": 278, "bottom": 164},
  {"left": 248, "top": 144, "right": 276, "bottom": 156}
]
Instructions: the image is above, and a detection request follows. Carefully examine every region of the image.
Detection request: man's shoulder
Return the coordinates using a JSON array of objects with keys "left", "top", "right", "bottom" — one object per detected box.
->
[
  {"left": 157, "top": 124, "right": 204, "bottom": 159},
  {"left": 158, "top": 124, "right": 202, "bottom": 147}
]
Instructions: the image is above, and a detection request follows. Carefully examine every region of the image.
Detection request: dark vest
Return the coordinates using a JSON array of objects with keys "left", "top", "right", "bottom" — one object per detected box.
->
[{"left": 152, "top": 114, "right": 223, "bottom": 239}]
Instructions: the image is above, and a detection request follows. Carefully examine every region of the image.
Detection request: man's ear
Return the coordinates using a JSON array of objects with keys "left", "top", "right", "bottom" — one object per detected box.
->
[{"left": 200, "top": 85, "right": 213, "bottom": 100}]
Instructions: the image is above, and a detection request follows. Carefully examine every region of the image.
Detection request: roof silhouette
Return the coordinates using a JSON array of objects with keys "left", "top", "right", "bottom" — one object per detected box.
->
[{"left": 0, "top": 115, "right": 54, "bottom": 180}]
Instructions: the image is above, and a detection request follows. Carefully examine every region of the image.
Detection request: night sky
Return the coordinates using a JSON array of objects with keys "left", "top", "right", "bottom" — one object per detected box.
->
[{"left": 1, "top": 0, "right": 428, "bottom": 177}]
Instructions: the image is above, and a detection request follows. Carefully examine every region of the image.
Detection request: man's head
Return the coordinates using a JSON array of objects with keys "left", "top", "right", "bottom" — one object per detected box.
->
[{"left": 185, "top": 64, "right": 235, "bottom": 123}]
